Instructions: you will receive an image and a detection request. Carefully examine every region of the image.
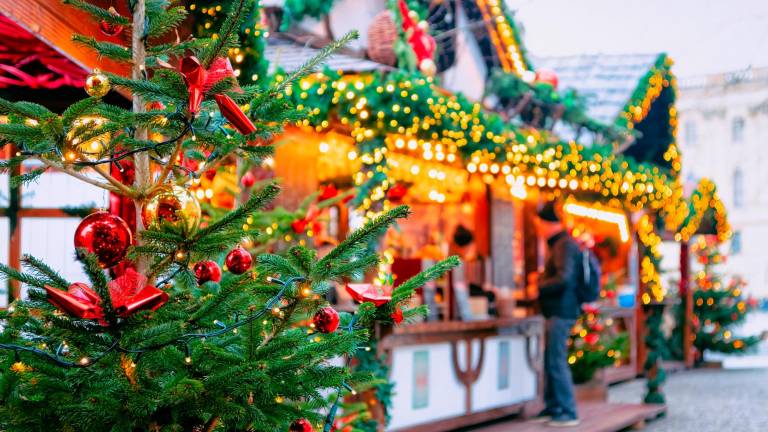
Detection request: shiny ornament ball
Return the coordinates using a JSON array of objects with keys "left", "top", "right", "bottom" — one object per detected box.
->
[
  {"left": 99, "top": 7, "right": 124, "bottom": 36},
  {"left": 241, "top": 171, "right": 256, "bottom": 188},
  {"left": 225, "top": 247, "right": 252, "bottom": 274},
  {"left": 142, "top": 185, "right": 201, "bottom": 234},
  {"left": 534, "top": 68, "right": 559, "bottom": 89},
  {"left": 419, "top": 58, "right": 437, "bottom": 77},
  {"left": 74, "top": 211, "right": 132, "bottom": 268},
  {"left": 84, "top": 70, "right": 111, "bottom": 98},
  {"left": 289, "top": 419, "right": 313, "bottom": 432},
  {"left": 312, "top": 307, "right": 340, "bottom": 334},
  {"left": 193, "top": 260, "right": 222, "bottom": 284}
]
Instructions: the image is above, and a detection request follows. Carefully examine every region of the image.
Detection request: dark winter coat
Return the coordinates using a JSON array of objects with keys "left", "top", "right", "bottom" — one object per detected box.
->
[{"left": 538, "top": 231, "right": 582, "bottom": 319}]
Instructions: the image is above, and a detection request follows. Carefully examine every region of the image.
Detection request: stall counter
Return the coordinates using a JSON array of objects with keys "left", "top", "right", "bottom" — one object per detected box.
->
[{"left": 380, "top": 316, "right": 544, "bottom": 432}]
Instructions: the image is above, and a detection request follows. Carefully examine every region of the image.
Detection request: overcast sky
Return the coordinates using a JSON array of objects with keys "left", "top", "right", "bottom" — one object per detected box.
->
[{"left": 510, "top": 0, "right": 768, "bottom": 77}]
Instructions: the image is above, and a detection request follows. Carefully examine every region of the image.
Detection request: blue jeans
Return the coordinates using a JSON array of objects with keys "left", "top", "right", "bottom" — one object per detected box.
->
[{"left": 544, "top": 317, "right": 578, "bottom": 419}]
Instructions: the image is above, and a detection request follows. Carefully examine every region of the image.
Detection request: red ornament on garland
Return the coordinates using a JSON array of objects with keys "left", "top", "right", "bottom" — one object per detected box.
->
[
  {"left": 534, "top": 68, "right": 559, "bottom": 89},
  {"left": 99, "top": 7, "right": 124, "bottom": 37},
  {"left": 74, "top": 211, "right": 132, "bottom": 268},
  {"left": 241, "top": 171, "right": 256, "bottom": 188},
  {"left": 312, "top": 307, "right": 340, "bottom": 333},
  {"left": 225, "top": 247, "right": 252, "bottom": 274},
  {"left": 289, "top": 419, "right": 313, "bottom": 432},
  {"left": 291, "top": 219, "right": 308, "bottom": 234},
  {"left": 318, "top": 184, "right": 338, "bottom": 201},
  {"left": 193, "top": 260, "right": 222, "bottom": 284},
  {"left": 391, "top": 307, "right": 404, "bottom": 324},
  {"left": 584, "top": 333, "right": 600, "bottom": 346}
]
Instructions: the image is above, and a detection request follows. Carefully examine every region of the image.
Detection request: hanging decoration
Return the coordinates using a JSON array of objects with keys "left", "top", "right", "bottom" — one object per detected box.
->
[
  {"left": 74, "top": 211, "right": 132, "bottom": 268},
  {"left": 99, "top": 6, "right": 125, "bottom": 37},
  {"left": 142, "top": 185, "right": 202, "bottom": 235},
  {"left": 84, "top": 69, "right": 111, "bottom": 97},
  {"left": 288, "top": 418, "right": 313, "bottom": 432},
  {"left": 193, "top": 260, "right": 222, "bottom": 284},
  {"left": 225, "top": 246, "right": 253, "bottom": 274},
  {"left": 312, "top": 307, "right": 340, "bottom": 333}
]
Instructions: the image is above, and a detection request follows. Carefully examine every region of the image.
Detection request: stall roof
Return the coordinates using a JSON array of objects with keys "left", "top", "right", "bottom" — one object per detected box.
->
[
  {"left": 535, "top": 53, "right": 663, "bottom": 124},
  {"left": 265, "top": 37, "right": 386, "bottom": 74}
]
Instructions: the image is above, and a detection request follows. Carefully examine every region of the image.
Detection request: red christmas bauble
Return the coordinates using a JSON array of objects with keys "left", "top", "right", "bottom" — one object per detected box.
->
[
  {"left": 534, "top": 68, "right": 559, "bottom": 89},
  {"left": 225, "top": 247, "right": 252, "bottom": 274},
  {"left": 291, "top": 219, "right": 308, "bottom": 234},
  {"left": 193, "top": 260, "right": 222, "bottom": 284},
  {"left": 74, "top": 211, "right": 132, "bottom": 268},
  {"left": 312, "top": 307, "right": 340, "bottom": 333},
  {"left": 99, "top": 7, "right": 124, "bottom": 36},
  {"left": 241, "top": 171, "right": 256, "bottom": 188},
  {"left": 289, "top": 418, "right": 313, "bottom": 432}
]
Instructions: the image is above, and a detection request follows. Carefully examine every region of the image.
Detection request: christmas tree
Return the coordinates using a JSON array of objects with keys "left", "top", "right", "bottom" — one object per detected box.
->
[
  {"left": 687, "top": 237, "right": 762, "bottom": 357},
  {"left": 568, "top": 304, "right": 628, "bottom": 384},
  {"left": 0, "top": 1, "right": 457, "bottom": 430}
]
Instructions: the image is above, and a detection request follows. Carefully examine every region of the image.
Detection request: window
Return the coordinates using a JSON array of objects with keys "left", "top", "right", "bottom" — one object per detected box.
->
[
  {"left": 733, "top": 169, "right": 745, "bottom": 208},
  {"left": 732, "top": 117, "right": 745, "bottom": 143},
  {"left": 730, "top": 230, "right": 742, "bottom": 255},
  {"left": 684, "top": 121, "right": 697, "bottom": 147}
]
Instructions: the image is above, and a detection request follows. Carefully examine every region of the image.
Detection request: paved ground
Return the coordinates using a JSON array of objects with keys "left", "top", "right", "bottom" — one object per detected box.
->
[{"left": 609, "top": 368, "right": 768, "bottom": 431}]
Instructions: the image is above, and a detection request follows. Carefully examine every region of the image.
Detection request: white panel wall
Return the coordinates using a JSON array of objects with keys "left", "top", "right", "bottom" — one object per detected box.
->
[
  {"left": 388, "top": 342, "right": 465, "bottom": 430},
  {"left": 472, "top": 336, "right": 537, "bottom": 412}
]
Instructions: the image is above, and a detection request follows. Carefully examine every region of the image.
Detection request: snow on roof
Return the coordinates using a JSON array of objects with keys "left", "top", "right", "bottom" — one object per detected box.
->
[
  {"left": 535, "top": 53, "right": 661, "bottom": 124},
  {"left": 264, "top": 37, "right": 386, "bottom": 74}
]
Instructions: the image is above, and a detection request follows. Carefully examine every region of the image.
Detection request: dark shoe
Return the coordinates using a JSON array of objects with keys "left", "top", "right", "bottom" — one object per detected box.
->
[
  {"left": 528, "top": 409, "right": 554, "bottom": 423},
  {"left": 547, "top": 414, "right": 580, "bottom": 427}
]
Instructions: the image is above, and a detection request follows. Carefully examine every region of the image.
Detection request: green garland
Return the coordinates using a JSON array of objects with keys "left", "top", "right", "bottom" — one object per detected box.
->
[
  {"left": 643, "top": 304, "right": 667, "bottom": 404},
  {"left": 284, "top": 68, "right": 676, "bottom": 209},
  {"left": 486, "top": 69, "right": 633, "bottom": 143}
]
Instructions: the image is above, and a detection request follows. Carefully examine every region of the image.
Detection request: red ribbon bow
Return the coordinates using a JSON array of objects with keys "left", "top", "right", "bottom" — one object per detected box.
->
[
  {"left": 45, "top": 269, "right": 168, "bottom": 326},
  {"left": 178, "top": 56, "right": 257, "bottom": 137}
]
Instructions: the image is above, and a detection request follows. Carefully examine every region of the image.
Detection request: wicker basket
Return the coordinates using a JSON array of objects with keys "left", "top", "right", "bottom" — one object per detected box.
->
[{"left": 367, "top": 10, "right": 397, "bottom": 66}]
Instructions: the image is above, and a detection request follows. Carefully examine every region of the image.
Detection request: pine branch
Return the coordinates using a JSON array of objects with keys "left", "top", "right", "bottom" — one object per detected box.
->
[
  {"left": 0, "top": 98, "right": 55, "bottom": 120},
  {"left": 62, "top": 97, "right": 101, "bottom": 126},
  {"left": 75, "top": 250, "right": 115, "bottom": 320},
  {"left": 63, "top": 0, "right": 130, "bottom": 25},
  {"left": 147, "top": 6, "right": 187, "bottom": 38},
  {"left": 20, "top": 255, "right": 71, "bottom": 290},
  {"left": 200, "top": 0, "right": 253, "bottom": 67},
  {"left": 0, "top": 263, "right": 49, "bottom": 289},
  {"left": 259, "top": 30, "right": 359, "bottom": 102},
  {"left": 314, "top": 205, "right": 410, "bottom": 275},
  {"left": 194, "top": 183, "right": 280, "bottom": 240},
  {"left": 72, "top": 35, "right": 131, "bottom": 62},
  {"left": 10, "top": 168, "right": 46, "bottom": 187},
  {"left": 391, "top": 256, "right": 460, "bottom": 304}
]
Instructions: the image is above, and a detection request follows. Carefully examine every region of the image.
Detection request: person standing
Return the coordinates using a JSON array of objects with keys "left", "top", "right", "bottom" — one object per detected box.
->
[{"left": 532, "top": 201, "right": 581, "bottom": 427}]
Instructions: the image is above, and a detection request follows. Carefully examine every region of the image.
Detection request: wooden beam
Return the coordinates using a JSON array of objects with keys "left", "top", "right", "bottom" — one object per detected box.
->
[{"left": 0, "top": 0, "right": 130, "bottom": 76}]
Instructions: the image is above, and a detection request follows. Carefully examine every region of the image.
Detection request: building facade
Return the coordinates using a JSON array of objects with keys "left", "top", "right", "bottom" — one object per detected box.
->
[{"left": 678, "top": 67, "right": 768, "bottom": 298}]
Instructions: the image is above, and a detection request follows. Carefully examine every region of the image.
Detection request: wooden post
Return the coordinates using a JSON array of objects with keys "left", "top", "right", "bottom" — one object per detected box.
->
[
  {"left": 680, "top": 241, "right": 693, "bottom": 368},
  {"left": 7, "top": 148, "right": 21, "bottom": 301},
  {"left": 132, "top": 0, "right": 150, "bottom": 273}
]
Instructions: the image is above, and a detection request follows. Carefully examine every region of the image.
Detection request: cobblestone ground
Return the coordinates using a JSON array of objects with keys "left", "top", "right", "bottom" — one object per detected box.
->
[{"left": 609, "top": 368, "right": 768, "bottom": 431}]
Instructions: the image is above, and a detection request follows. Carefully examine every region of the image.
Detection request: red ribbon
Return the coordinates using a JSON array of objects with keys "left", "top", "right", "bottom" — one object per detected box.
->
[
  {"left": 45, "top": 269, "right": 168, "bottom": 326},
  {"left": 180, "top": 56, "right": 206, "bottom": 115},
  {"left": 215, "top": 93, "right": 256, "bottom": 135},
  {"left": 345, "top": 283, "right": 393, "bottom": 307}
]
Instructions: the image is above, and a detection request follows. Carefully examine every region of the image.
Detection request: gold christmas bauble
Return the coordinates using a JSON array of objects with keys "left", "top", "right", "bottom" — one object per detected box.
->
[
  {"left": 64, "top": 116, "right": 110, "bottom": 162},
  {"left": 142, "top": 185, "right": 201, "bottom": 234},
  {"left": 84, "top": 69, "right": 111, "bottom": 98}
]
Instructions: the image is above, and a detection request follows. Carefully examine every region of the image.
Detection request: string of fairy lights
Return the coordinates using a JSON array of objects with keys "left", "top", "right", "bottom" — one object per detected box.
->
[{"left": 474, "top": 0, "right": 532, "bottom": 76}]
